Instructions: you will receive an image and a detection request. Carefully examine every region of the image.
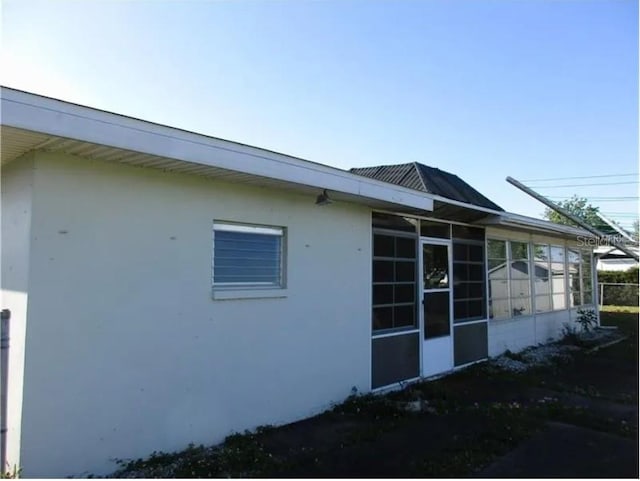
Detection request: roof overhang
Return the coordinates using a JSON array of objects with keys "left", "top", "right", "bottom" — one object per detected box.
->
[
  {"left": 430, "top": 194, "right": 504, "bottom": 223},
  {"left": 0, "top": 87, "right": 434, "bottom": 214},
  {"left": 594, "top": 245, "right": 640, "bottom": 258},
  {"left": 477, "top": 211, "right": 596, "bottom": 240}
]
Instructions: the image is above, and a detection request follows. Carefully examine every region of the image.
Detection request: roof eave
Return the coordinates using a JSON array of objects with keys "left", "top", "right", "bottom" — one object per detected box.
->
[
  {"left": 1, "top": 86, "right": 434, "bottom": 213},
  {"left": 479, "top": 212, "right": 596, "bottom": 239}
]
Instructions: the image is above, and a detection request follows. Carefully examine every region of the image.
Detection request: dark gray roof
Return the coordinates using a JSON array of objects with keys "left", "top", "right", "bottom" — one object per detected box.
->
[{"left": 350, "top": 162, "right": 504, "bottom": 212}]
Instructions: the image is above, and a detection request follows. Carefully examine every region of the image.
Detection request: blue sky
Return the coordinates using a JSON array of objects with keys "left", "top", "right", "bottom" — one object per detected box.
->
[{"left": 2, "top": 0, "right": 638, "bottom": 225}]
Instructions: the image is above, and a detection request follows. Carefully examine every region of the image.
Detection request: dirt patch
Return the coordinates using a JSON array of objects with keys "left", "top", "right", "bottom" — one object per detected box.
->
[{"left": 108, "top": 313, "right": 638, "bottom": 478}]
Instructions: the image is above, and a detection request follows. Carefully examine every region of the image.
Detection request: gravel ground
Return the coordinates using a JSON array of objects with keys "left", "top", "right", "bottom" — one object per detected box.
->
[{"left": 489, "top": 328, "right": 624, "bottom": 373}]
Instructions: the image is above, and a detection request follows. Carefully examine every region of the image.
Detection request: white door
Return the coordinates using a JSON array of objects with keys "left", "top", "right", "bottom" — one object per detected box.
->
[{"left": 421, "top": 239, "right": 454, "bottom": 377}]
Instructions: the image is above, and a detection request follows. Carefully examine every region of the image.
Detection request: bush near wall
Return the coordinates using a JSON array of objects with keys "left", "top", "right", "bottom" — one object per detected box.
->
[{"left": 597, "top": 267, "right": 639, "bottom": 306}]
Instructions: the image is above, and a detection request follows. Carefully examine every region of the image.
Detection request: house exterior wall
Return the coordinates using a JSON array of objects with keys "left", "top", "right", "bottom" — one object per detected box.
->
[
  {"left": 488, "top": 310, "right": 577, "bottom": 357},
  {"left": 596, "top": 257, "right": 638, "bottom": 272},
  {"left": 0, "top": 154, "right": 35, "bottom": 473},
  {"left": 18, "top": 152, "right": 372, "bottom": 477},
  {"left": 486, "top": 227, "right": 593, "bottom": 357}
]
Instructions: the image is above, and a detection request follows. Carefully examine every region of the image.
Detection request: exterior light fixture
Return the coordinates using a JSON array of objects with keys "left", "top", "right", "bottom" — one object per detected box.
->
[{"left": 315, "top": 189, "right": 333, "bottom": 206}]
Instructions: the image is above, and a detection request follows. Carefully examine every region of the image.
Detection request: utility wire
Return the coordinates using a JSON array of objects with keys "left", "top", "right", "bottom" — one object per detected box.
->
[
  {"left": 526, "top": 181, "right": 639, "bottom": 188},
  {"left": 521, "top": 173, "right": 638, "bottom": 182},
  {"left": 601, "top": 211, "right": 640, "bottom": 215},
  {"left": 548, "top": 196, "right": 639, "bottom": 199},
  {"left": 547, "top": 200, "right": 638, "bottom": 203}
]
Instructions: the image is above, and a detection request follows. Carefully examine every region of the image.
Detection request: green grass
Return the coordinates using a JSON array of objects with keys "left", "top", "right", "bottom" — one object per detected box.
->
[
  {"left": 600, "top": 305, "right": 639, "bottom": 314},
  {"left": 600, "top": 310, "right": 639, "bottom": 334},
  {"left": 598, "top": 310, "right": 638, "bottom": 365}
]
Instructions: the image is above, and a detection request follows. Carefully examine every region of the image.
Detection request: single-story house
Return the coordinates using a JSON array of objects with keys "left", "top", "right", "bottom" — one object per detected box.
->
[
  {"left": 1, "top": 87, "right": 598, "bottom": 477},
  {"left": 595, "top": 245, "right": 639, "bottom": 272}
]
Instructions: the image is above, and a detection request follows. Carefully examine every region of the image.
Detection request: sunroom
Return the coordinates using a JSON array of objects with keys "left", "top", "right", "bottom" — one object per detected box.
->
[{"left": 354, "top": 164, "right": 597, "bottom": 390}]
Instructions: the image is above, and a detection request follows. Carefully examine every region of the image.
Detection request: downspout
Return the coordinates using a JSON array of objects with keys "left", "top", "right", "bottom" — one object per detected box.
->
[{"left": 1, "top": 309, "right": 10, "bottom": 475}]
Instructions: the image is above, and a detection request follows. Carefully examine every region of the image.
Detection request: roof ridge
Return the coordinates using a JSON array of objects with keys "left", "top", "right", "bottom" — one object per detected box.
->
[{"left": 412, "top": 162, "right": 429, "bottom": 192}]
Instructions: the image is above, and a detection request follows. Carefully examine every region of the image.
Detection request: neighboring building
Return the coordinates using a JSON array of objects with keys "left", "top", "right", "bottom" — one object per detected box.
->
[
  {"left": 1, "top": 88, "right": 598, "bottom": 477},
  {"left": 595, "top": 245, "right": 639, "bottom": 272}
]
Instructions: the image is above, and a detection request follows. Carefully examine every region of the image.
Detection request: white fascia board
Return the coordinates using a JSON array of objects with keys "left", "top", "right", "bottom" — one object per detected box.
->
[
  {"left": 430, "top": 194, "right": 504, "bottom": 216},
  {"left": 497, "top": 212, "right": 593, "bottom": 237},
  {"left": 0, "top": 88, "right": 433, "bottom": 212},
  {"left": 594, "top": 245, "right": 639, "bottom": 255}
]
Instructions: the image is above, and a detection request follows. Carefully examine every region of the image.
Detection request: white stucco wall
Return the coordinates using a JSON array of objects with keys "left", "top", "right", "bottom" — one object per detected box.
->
[
  {"left": 488, "top": 310, "right": 576, "bottom": 357},
  {"left": 0, "top": 154, "right": 35, "bottom": 473},
  {"left": 18, "top": 152, "right": 372, "bottom": 477}
]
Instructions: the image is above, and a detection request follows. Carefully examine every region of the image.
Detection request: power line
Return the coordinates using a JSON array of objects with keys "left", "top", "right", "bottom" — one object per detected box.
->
[
  {"left": 526, "top": 181, "right": 639, "bottom": 188},
  {"left": 548, "top": 196, "right": 639, "bottom": 199},
  {"left": 599, "top": 212, "right": 638, "bottom": 218},
  {"left": 521, "top": 173, "right": 638, "bottom": 182}
]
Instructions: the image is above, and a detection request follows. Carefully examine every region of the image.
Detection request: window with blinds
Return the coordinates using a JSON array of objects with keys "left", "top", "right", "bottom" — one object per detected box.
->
[{"left": 213, "top": 222, "right": 285, "bottom": 288}]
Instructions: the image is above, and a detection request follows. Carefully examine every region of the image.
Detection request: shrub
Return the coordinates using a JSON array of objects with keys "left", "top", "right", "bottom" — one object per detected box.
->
[
  {"left": 576, "top": 308, "right": 598, "bottom": 332},
  {"left": 597, "top": 267, "right": 639, "bottom": 284},
  {"left": 597, "top": 267, "right": 639, "bottom": 306}
]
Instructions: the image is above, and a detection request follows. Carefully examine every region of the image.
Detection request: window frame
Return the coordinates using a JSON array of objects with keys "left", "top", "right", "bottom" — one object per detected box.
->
[
  {"left": 488, "top": 237, "right": 534, "bottom": 320},
  {"left": 508, "top": 240, "right": 532, "bottom": 317},
  {"left": 567, "top": 247, "right": 582, "bottom": 308},
  {"left": 487, "top": 238, "right": 511, "bottom": 320},
  {"left": 581, "top": 249, "right": 594, "bottom": 305},
  {"left": 372, "top": 228, "right": 419, "bottom": 335},
  {"left": 452, "top": 238, "right": 487, "bottom": 323},
  {"left": 532, "top": 243, "right": 553, "bottom": 314},
  {"left": 549, "top": 244, "right": 567, "bottom": 311},
  {"left": 212, "top": 221, "right": 286, "bottom": 291}
]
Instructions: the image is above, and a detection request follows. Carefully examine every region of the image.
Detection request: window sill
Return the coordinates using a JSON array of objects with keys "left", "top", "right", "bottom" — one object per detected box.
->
[
  {"left": 489, "top": 314, "right": 535, "bottom": 324},
  {"left": 212, "top": 288, "right": 288, "bottom": 301},
  {"left": 372, "top": 328, "right": 420, "bottom": 339}
]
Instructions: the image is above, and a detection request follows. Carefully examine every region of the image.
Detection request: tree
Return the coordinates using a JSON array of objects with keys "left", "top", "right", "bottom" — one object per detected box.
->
[{"left": 543, "top": 195, "right": 612, "bottom": 233}]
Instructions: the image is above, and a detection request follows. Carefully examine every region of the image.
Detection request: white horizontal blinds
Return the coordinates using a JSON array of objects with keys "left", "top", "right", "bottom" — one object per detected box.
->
[
  {"left": 213, "top": 223, "right": 283, "bottom": 286},
  {"left": 214, "top": 223, "right": 283, "bottom": 236}
]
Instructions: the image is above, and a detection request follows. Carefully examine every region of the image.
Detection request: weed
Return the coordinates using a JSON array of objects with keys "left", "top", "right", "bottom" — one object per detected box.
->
[
  {"left": 331, "top": 393, "right": 406, "bottom": 420},
  {"left": 111, "top": 426, "right": 281, "bottom": 478},
  {"left": 576, "top": 308, "right": 598, "bottom": 332},
  {"left": 0, "top": 465, "right": 22, "bottom": 479},
  {"left": 503, "top": 349, "right": 526, "bottom": 362}
]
